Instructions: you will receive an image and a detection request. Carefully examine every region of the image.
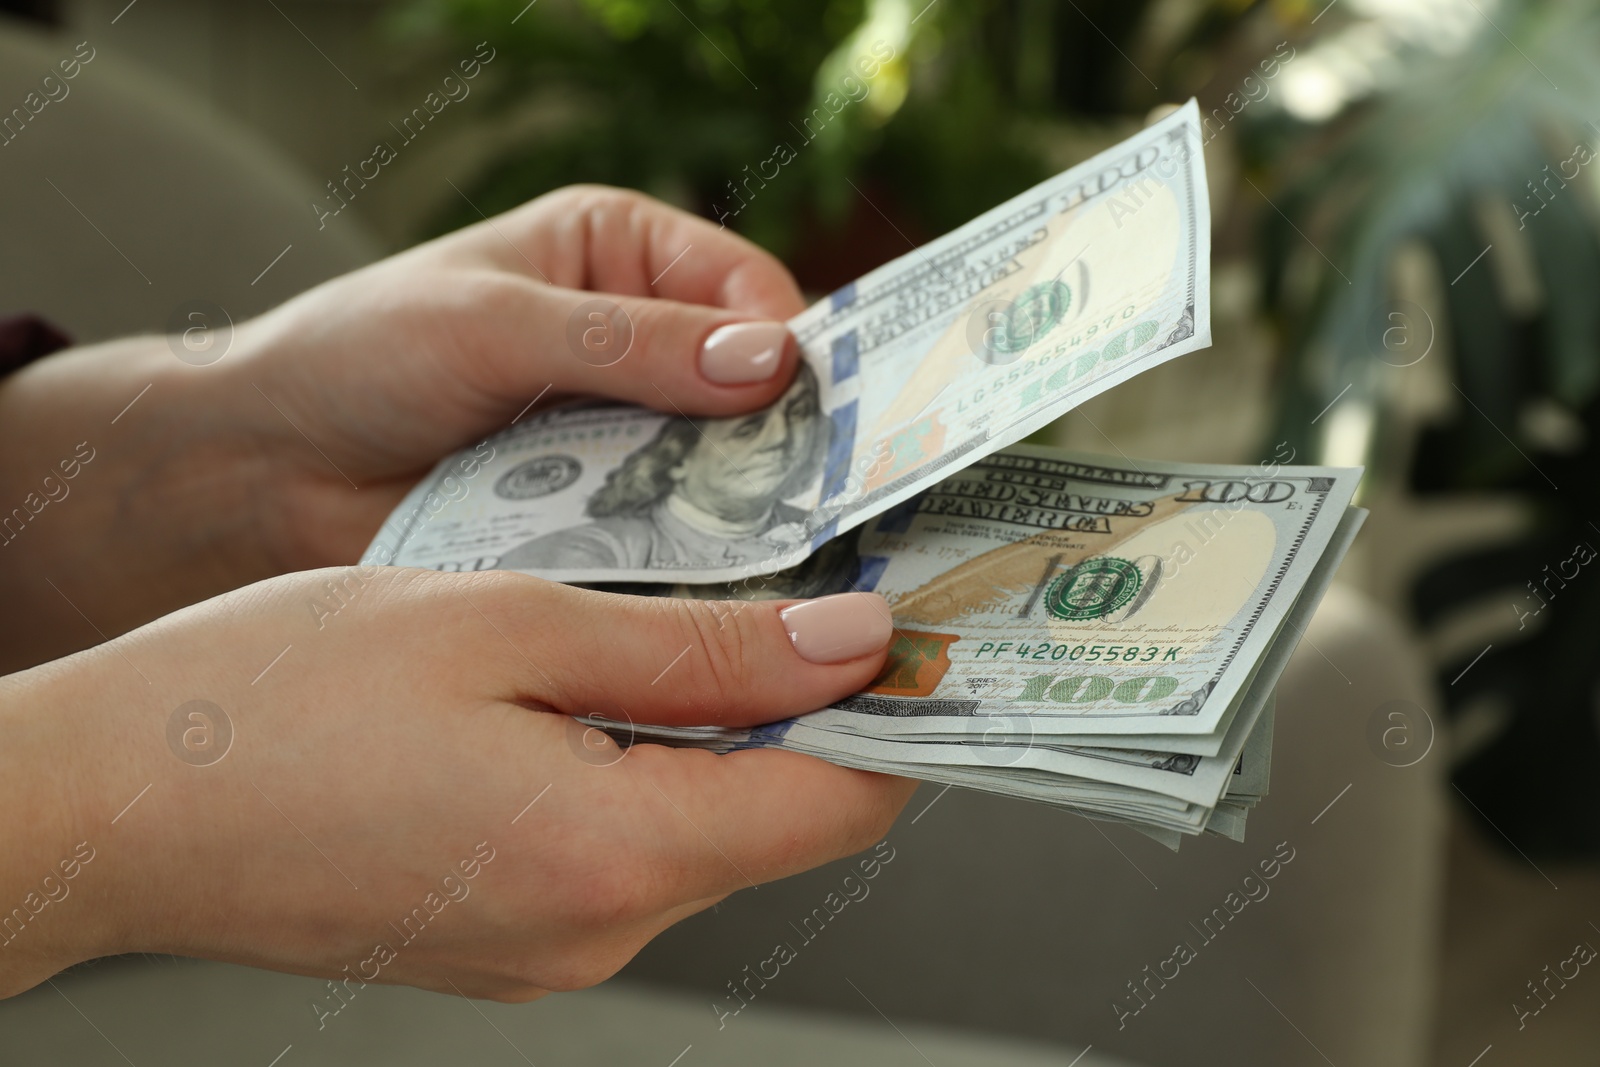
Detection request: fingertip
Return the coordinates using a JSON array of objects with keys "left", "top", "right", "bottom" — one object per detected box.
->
[
  {"left": 616, "top": 299, "right": 804, "bottom": 418},
  {"left": 778, "top": 592, "right": 895, "bottom": 665},
  {"left": 699, "top": 321, "right": 790, "bottom": 386}
]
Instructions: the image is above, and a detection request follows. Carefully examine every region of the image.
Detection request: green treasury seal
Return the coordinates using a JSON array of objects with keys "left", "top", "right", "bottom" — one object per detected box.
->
[{"left": 1044, "top": 557, "right": 1143, "bottom": 621}]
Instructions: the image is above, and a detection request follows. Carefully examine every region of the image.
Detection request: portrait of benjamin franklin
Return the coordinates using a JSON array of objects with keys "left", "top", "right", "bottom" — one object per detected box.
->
[{"left": 498, "top": 365, "right": 827, "bottom": 571}]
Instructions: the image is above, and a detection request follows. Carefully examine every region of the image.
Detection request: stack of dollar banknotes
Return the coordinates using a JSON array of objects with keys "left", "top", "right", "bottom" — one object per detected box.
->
[{"left": 365, "top": 102, "right": 1365, "bottom": 849}]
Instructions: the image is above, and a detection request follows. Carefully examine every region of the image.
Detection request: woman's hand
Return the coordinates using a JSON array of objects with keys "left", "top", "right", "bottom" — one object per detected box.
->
[
  {"left": 0, "top": 186, "right": 808, "bottom": 668},
  {"left": 233, "top": 184, "right": 811, "bottom": 571},
  {"left": 0, "top": 568, "right": 909, "bottom": 1000}
]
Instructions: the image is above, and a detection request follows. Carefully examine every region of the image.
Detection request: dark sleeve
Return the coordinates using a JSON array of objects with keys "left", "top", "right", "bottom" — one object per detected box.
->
[{"left": 0, "top": 315, "right": 72, "bottom": 377}]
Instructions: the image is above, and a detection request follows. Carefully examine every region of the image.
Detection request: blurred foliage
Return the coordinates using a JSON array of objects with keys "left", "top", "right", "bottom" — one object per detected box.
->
[
  {"left": 397, "top": 0, "right": 1600, "bottom": 859},
  {"left": 1249, "top": 0, "right": 1600, "bottom": 861},
  {"left": 392, "top": 0, "right": 1169, "bottom": 277},
  {"left": 1260, "top": 0, "right": 1600, "bottom": 462}
]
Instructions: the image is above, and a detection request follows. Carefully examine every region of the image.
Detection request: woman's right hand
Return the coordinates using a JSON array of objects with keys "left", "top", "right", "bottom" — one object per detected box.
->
[{"left": 0, "top": 566, "right": 910, "bottom": 1001}]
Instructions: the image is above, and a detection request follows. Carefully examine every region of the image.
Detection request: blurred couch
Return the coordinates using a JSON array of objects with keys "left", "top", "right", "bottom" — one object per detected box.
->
[
  {"left": 0, "top": 13, "right": 379, "bottom": 340},
  {"left": 0, "top": 16, "right": 1449, "bottom": 1067}
]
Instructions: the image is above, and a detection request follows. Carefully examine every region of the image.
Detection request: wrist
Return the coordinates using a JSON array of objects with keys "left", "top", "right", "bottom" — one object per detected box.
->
[
  {"left": 0, "top": 338, "right": 281, "bottom": 668},
  {"left": 0, "top": 655, "right": 134, "bottom": 995}
]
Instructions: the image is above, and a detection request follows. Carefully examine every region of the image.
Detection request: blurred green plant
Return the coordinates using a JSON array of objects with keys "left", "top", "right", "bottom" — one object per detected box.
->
[
  {"left": 1249, "top": 0, "right": 1600, "bottom": 859},
  {"left": 391, "top": 0, "right": 1165, "bottom": 281},
  {"left": 1259, "top": 0, "right": 1600, "bottom": 465}
]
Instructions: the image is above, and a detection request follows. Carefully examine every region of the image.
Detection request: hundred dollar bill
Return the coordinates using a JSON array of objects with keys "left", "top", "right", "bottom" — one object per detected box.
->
[
  {"left": 579, "top": 448, "right": 1362, "bottom": 842},
  {"left": 619, "top": 447, "right": 1362, "bottom": 737},
  {"left": 363, "top": 101, "right": 1212, "bottom": 583},
  {"left": 814, "top": 499, "right": 1362, "bottom": 757},
  {"left": 736, "top": 502, "right": 1355, "bottom": 822}
]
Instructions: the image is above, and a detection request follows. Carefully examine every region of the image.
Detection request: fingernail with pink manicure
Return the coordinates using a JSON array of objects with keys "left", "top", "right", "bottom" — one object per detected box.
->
[
  {"left": 779, "top": 593, "right": 895, "bottom": 665},
  {"left": 700, "top": 322, "right": 788, "bottom": 384}
]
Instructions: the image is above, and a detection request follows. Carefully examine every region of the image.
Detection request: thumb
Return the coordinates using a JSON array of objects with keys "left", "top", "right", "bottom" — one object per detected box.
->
[{"left": 492, "top": 580, "right": 896, "bottom": 728}]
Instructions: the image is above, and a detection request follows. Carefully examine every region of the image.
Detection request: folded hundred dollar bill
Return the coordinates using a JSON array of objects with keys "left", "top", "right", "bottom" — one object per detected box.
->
[
  {"left": 580, "top": 448, "right": 1364, "bottom": 847},
  {"left": 363, "top": 101, "right": 1212, "bottom": 583}
]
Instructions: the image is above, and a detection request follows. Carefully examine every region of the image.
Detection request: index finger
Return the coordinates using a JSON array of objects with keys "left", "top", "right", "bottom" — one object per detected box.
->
[{"left": 449, "top": 185, "right": 808, "bottom": 320}]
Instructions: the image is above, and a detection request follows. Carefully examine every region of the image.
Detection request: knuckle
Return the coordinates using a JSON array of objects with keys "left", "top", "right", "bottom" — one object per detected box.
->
[
  {"left": 836, "top": 786, "right": 904, "bottom": 857},
  {"left": 474, "top": 862, "right": 672, "bottom": 994},
  {"left": 536, "top": 942, "right": 642, "bottom": 993},
  {"left": 468, "top": 269, "right": 534, "bottom": 317},
  {"left": 526, "top": 183, "right": 610, "bottom": 219},
  {"left": 665, "top": 598, "right": 759, "bottom": 715},
  {"left": 478, "top": 983, "right": 549, "bottom": 1005},
  {"left": 626, "top": 296, "right": 704, "bottom": 345},
  {"left": 463, "top": 567, "right": 542, "bottom": 604},
  {"left": 554, "top": 182, "right": 627, "bottom": 206},
  {"left": 563, "top": 862, "right": 664, "bottom": 932},
  {"left": 743, "top": 240, "right": 791, "bottom": 277},
  {"left": 424, "top": 570, "right": 510, "bottom": 627},
  {"left": 459, "top": 570, "right": 547, "bottom": 624},
  {"left": 536, "top": 184, "right": 646, "bottom": 233},
  {"left": 855, "top": 800, "right": 900, "bottom": 852}
]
